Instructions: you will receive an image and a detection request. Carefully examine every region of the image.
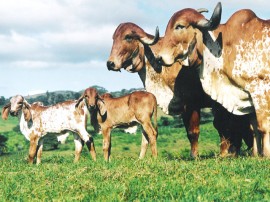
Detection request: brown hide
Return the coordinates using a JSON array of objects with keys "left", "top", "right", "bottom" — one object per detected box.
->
[
  {"left": 158, "top": 3, "right": 270, "bottom": 156},
  {"left": 80, "top": 87, "right": 158, "bottom": 161}
]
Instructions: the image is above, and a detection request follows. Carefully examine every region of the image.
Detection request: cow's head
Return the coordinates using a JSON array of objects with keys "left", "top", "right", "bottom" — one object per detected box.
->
[
  {"left": 2, "top": 95, "right": 32, "bottom": 121},
  {"left": 76, "top": 87, "right": 106, "bottom": 116},
  {"left": 157, "top": 2, "right": 222, "bottom": 67},
  {"left": 107, "top": 22, "right": 159, "bottom": 73}
]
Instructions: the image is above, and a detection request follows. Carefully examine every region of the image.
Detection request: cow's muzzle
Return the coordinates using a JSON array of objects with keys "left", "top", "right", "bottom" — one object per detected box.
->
[
  {"left": 10, "top": 110, "right": 18, "bottom": 116},
  {"left": 107, "top": 61, "right": 115, "bottom": 70}
]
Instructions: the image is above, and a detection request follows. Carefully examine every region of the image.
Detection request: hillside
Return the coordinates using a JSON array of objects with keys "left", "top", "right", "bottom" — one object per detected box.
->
[{"left": 1, "top": 85, "right": 144, "bottom": 106}]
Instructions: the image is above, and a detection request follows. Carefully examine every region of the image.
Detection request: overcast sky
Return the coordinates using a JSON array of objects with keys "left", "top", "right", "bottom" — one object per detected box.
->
[{"left": 0, "top": 0, "right": 269, "bottom": 98}]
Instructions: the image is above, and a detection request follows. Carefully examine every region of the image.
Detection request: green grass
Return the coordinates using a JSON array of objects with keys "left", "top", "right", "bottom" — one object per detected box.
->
[
  {"left": 0, "top": 116, "right": 18, "bottom": 132},
  {"left": 0, "top": 115, "right": 270, "bottom": 201}
]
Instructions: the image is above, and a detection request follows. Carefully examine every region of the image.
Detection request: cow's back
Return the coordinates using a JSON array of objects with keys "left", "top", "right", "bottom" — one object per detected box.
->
[{"left": 129, "top": 91, "right": 157, "bottom": 115}]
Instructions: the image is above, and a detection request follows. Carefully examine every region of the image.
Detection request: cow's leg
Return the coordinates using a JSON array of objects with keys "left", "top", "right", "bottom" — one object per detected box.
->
[
  {"left": 219, "top": 136, "right": 230, "bottom": 157},
  {"left": 182, "top": 107, "right": 200, "bottom": 158},
  {"left": 36, "top": 138, "right": 44, "bottom": 165},
  {"left": 28, "top": 133, "right": 39, "bottom": 164},
  {"left": 256, "top": 116, "right": 270, "bottom": 157},
  {"left": 102, "top": 127, "right": 112, "bottom": 161},
  {"left": 141, "top": 121, "right": 158, "bottom": 158},
  {"left": 73, "top": 133, "right": 84, "bottom": 162},
  {"left": 85, "top": 136, "right": 96, "bottom": 161},
  {"left": 249, "top": 113, "right": 262, "bottom": 156},
  {"left": 78, "top": 130, "right": 96, "bottom": 161},
  {"left": 212, "top": 103, "right": 236, "bottom": 157},
  {"left": 139, "top": 132, "right": 149, "bottom": 159},
  {"left": 248, "top": 90, "right": 270, "bottom": 157}
]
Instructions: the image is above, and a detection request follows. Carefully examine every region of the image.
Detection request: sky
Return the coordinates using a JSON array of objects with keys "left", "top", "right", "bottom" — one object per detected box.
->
[{"left": 0, "top": 0, "right": 269, "bottom": 98}]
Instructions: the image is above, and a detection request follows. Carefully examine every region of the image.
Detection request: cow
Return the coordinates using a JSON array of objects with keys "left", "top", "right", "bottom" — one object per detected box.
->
[
  {"left": 76, "top": 87, "right": 158, "bottom": 161},
  {"left": 2, "top": 95, "right": 96, "bottom": 164},
  {"left": 107, "top": 22, "right": 253, "bottom": 157},
  {"left": 156, "top": 2, "right": 270, "bottom": 156}
]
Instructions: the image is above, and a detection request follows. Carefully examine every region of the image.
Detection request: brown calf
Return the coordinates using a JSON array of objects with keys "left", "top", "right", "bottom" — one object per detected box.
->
[{"left": 76, "top": 87, "right": 158, "bottom": 161}]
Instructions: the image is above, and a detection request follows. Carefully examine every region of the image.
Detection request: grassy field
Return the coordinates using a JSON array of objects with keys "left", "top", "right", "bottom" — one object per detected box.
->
[{"left": 0, "top": 113, "right": 270, "bottom": 201}]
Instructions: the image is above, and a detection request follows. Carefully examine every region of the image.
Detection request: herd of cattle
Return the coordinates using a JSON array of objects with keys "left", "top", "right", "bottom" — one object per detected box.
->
[{"left": 2, "top": 2, "right": 270, "bottom": 164}]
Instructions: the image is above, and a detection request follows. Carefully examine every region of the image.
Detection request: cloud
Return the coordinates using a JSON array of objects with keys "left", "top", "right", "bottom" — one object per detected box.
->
[
  {"left": 0, "top": 0, "right": 153, "bottom": 66},
  {"left": 0, "top": 0, "right": 269, "bottom": 98}
]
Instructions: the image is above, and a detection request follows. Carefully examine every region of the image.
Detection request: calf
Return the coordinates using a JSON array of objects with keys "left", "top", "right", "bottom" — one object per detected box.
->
[
  {"left": 76, "top": 87, "right": 158, "bottom": 161},
  {"left": 2, "top": 95, "right": 96, "bottom": 164}
]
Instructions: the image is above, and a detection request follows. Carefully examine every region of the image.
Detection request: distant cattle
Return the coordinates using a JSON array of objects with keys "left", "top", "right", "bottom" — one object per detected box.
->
[
  {"left": 2, "top": 95, "right": 96, "bottom": 164},
  {"left": 107, "top": 22, "right": 253, "bottom": 157},
  {"left": 156, "top": 3, "right": 269, "bottom": 156},
  {"left": 76, "top": 87, "right": 158, "bottom": 161}
]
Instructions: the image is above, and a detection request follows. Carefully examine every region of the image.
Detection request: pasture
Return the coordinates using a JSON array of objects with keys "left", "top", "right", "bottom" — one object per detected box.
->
[{"left": 0, "top": 112, "right": 270, "bottom": 201}]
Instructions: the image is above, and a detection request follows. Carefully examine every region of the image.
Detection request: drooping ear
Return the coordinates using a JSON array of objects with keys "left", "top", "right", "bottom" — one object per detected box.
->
[
  {"left": 2, "top": 103, "right": 11, "bottom": 120},
  {"left": 97, "top": 99, "right": 107, "bottom": 116},
  {"left": 23, "top": 100, "right": 32, "bottom": 122},
  {"left": 75, "top": 92, "right": 85, "bottom": 108}
]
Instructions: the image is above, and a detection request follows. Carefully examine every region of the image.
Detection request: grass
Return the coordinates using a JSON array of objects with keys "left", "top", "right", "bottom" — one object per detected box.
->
[{"left": 0, "top": 113, "right": 270, "bottom": 201}]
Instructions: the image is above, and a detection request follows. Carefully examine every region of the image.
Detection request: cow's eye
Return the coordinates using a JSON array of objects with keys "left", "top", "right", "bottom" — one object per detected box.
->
[
  {"left": 175, "top": 24, "right": 185, "bottom": 30},
  {"left": 125, "top": 35, "right": 133, "bottom": 42}
]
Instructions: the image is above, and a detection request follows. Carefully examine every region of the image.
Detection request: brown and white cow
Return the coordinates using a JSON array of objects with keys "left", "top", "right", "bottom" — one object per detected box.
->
[
  {"left": 2, "top": 95, "right": 96, "bottom": 164},
  {"left": 76, "top": 87, "right": 158, "bottom": 161},
  {"left": 107, "top": 22, "right": 211, "bottom": 157},
  {"left": 107, "top": 22, "right": 253, "bottom": 157},
  {"left": 156, "top": 3, "right": 270, "bottom": 156}
]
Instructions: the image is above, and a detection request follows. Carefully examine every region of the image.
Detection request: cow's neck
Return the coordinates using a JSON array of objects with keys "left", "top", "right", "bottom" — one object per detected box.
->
[
  {"left": 138, "top": 47, "right": 174, "bottom": 114},
  {"left": 200, "top": 30, "right": 253, "bottom": 115},
  {"left": 18, "top": 112, "right": 31, "bottom": 141}
]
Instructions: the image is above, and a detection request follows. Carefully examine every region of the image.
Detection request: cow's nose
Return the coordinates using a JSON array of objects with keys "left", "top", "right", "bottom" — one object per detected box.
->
[
  {"left": 10, "top": 110, "right": 16, "bottom": 116},
  {"left": 88, "top": 105, "right": 95, "bottom": 110},
  {"left": 156, "top": 56, "right": 163, "bottom": 65},
  {"left": 107, "top": 61, "right": 115, "bottom": 70}
]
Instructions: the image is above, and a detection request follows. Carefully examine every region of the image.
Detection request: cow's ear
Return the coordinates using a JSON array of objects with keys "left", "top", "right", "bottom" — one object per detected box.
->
[
  {"left": 23, "top": 102, "right": 32, "bottom": 122},
  {"left": 97, "top": 99, "right": 107, "bottom": 116},
  {"left": 2, "top": 103, "right": 11, "bottom": 120},
  {"left": 75, "top": 92, "right": 85, "bottom": 108}
]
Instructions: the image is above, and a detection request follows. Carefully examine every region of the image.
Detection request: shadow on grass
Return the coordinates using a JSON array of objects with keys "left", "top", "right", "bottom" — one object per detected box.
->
[{"left": 161, "top": 149, "right": 252, "bottom": 161}]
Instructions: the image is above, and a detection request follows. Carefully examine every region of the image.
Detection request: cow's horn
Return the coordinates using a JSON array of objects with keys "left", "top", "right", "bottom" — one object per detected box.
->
[
  {"left": 139, "top": 26, "right": 159, "bottom": 45},
  {"left": 197, "top": 2, "right": 222, "bottom": 31},
  {"left": 197, "top": 8, "right": 208, "bottom": 13}
]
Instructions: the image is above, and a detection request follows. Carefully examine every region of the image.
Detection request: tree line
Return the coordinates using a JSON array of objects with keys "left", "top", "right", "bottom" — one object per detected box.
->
[{"left": 0, "top": 85, "right": 143, "bottom": 106}]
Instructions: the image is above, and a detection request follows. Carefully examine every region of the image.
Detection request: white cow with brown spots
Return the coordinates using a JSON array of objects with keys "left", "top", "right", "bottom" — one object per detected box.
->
[
  {"left": 2, "top": 95, "right": 96, "bottom": 164},
  {"left": 156, "top": 2, "right": 270, "bottom": 156}
]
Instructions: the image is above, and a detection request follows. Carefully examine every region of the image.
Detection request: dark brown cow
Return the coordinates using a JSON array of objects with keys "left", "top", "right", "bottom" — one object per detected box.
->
[
  {"left": 107, "top": 22, "right": 253, "bottom": 157},
  {"left": 76, "top": 87, "right": 158, "bottom": 161},
  {"left": 157, "top": 3, "right": 270, "bottom": 156}
]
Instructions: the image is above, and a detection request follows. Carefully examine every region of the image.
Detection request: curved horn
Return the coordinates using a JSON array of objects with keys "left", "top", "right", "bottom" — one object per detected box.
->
[
  {"left": 139, "top": 26, "right": 160, "bottom": 45},
  {"left": 197, "top": 8, "right": 208, "bottom": 13},
  {"left": 197, "top": 2, "right": 222, "bottom": 30}
]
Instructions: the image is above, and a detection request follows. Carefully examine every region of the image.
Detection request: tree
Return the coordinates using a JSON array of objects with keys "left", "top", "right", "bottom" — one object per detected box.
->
[
  {"left": 55, "top": 94, "right": 65, "bottom": 104},
  {"left": 0, "top": 96, "right": 5, "bottom": 105}
]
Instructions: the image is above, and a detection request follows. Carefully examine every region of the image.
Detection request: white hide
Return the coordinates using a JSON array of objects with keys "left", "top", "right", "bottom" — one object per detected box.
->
[
  {"left": 57, "top": 132, "right": 70, "bottom": 144},
  {"left": 15, "top": 100, "right": 91, "bottom": 143},
  {"left": 233, "top": 27, "right": 270, "bottom": 112},
  {"left": 143, "top": 60, "right": 174, "bottom": 114},
  {"left": 19, "top": 112, "right": 31, "bottom": 141},
  {"left": 200, "top": 31, "right": 254, "bottom": 115},
  {"left": 124, "top": 125, "right": 138, "bottom": 134},
  {"left": 30, "top": 102, "right": 90, "bottom": 142}
]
